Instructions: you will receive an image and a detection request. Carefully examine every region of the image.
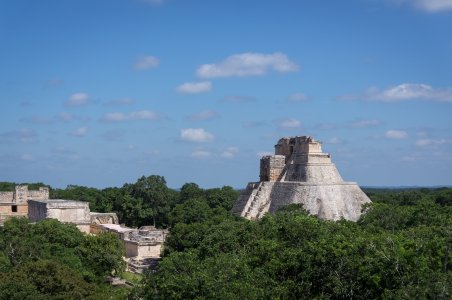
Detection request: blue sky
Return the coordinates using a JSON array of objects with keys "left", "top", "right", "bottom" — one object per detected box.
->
[{"left": 1, "top": 0, "right": 451, "bottom": 189}]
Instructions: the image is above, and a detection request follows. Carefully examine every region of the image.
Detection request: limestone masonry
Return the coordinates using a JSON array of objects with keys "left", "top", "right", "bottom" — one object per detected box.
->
[
  {"left": 0, "top": 185, "right": 49, "bottom": 224},
  {"left": 232, "top": 136, "right": 371, "bottom": 221}
]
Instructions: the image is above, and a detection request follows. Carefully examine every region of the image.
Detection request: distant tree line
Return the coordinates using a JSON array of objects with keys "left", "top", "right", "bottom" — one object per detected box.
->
[{"left": 50, "top": 175, "right": 239, "bottom": 228}]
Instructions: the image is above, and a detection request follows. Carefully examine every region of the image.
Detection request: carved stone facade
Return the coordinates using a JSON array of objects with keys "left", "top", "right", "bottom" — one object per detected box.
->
[
  {"left": 0, "top": 185, "right": 49, "bottom": 225},
  {"left": 232, "top": 136, "right": 371, "bottom": 221}
]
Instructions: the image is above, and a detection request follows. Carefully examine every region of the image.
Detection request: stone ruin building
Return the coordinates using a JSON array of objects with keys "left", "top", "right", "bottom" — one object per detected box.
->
[
  {"left": 91, "top": 215, "right": 168, "bottom": 273},
  {"left": 0, "top": 185, "right": 49, "bottom": 224},
  {"left": 232, "top": 136, "right": 371, "bottom": 221},
  {"left": 0, "top": 185, "right": 166, "bottom": 273},
  {"left": 28, "top": 199, "right": 92, "bottom": 233}
]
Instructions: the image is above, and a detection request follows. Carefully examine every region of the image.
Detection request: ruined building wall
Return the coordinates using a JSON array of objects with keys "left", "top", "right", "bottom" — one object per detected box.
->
[
  {"left": 260, "top": 155, "right": 285, "bottom": 182},
  {"left": 28, "top": 199, "right": 91, "bottom": 233},
  {"left": 0, "top": 192, "right": 14, "bottom": 202},
  {"left": 0, "top": 185, "right": 50, "bottom": 225}
]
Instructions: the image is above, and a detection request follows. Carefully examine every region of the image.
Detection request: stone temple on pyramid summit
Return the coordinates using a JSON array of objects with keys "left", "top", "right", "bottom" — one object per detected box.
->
[{"left": 232, "top": 136, "right": 371, "bottom": 221}]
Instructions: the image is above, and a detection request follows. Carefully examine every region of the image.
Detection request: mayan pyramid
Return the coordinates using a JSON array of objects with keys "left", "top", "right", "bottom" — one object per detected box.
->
[{"left": 232, "top": 136, "right": 371, "bottom": 221}]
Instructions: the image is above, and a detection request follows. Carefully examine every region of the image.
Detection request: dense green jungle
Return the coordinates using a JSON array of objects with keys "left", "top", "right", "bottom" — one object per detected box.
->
[{"left": 0, "top": 176, "right": 451, "bottom": 299}]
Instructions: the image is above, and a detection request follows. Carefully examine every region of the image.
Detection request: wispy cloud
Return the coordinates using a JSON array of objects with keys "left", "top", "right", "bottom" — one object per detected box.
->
[
  {"left": 105, "top": 97, "right": 135, "bottom": 106},
  {"left": 177, "top": 81, "right": 212, "bottom": 94},
  {"left": 99, "top": 129, "right": 126, "bottom": 142},
  {"left": 393, "top": 0, "right": 452, "bottom": 12},
  {"left": 134, "top": 56, "right": 160, "bottom": 70},
  {"left": 340, "top": 83, "right": 452, "bottom": 102},
  {"left": 221, "top": 95, "right": 256, "bottom": 103},
  {"left": 129, "top": 110, "right": 161, "bottom": 120},
  {"left": 71, "top": 127, "right": 88, "bottom": 137},
  {"left": 66, "top": 93, "right": 90, "bottom": 106},
  {"left": 180, "top": 128, "right": 214, "bottom": 143},
  {"left": 191, "top": 149, "right": 213, "bottom": 159},
  {"left": 102, "top": 112, "right": 128, "bottom": 122},
  {"left": 288, "top": 92, "right": 309, "bottom": 103},
  {"left": 220, "top": 147, "right": 239, "bottom": 158},
  {"left": 327, "top": 137, "right": 344, "bottom": 145},
  {"left": 59, "top": 112, "right": 74, "bottom": 122},
  {"left": 0, "top": 128, "right": 38, "bottom": 143},
  {"left": 190, "top": 147, "right": 239, "bottom": 159},
  {"left": 385, "top": 129, "right": 408, "bottom": 139},
  {"left": 139, "top": 0, "right": 166, "bottom": 5},
  {"left": 20, "top": 116, "right": 55, "bottom": 125},
  {"left": 187, "top": 110, "right": 220, "bottom": 121},
  {"left": 243, "top": 120, "right": 268, "bottom": 128},
  {"left": 416, "top": 138, "right": 451, "bottom": 147},
  {"left": 45, "top": 79, "right": 63, "bottom": 87},
  {"left": 21, "top": 154, "right": 34, "bottom": 161},
  {"left": 257, "top": 151, "right": 273, "bottom": 157},
  {"left": 196, "top": 52, "right": 298, "bottom": 78},
  {"left": 350, "top": 119, "right": 382, "bottom": 128},
  {"left": 101, "top": 110, "right": 161, "bottom": 122},
  {"left": 279, "top": 118, "right": 301, "bottom": 129}
]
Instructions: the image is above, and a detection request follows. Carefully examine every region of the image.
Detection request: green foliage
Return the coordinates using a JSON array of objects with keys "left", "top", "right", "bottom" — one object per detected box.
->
[
  {"left": 3, "top": 180, "right": 450, "bottom": 298},
  {"left": 0, "top": 182, "right": 49, "bottom": 192},
  {"left": 143, "top": 187, "right": 452, "bottom": 299},
  {"left": 0, "top": 218, "right": 127, "bottom": 298},
  {"left": 0, "top": 260, "right": 96, "bottom": 299},
  {"left": 78, "top": 232, "right": 126, "bottom": 277}
]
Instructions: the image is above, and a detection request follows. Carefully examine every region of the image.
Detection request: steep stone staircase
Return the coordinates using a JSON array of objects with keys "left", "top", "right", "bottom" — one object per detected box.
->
[{"left": 243, "top": 183, "right": 273, "bottom": 220}]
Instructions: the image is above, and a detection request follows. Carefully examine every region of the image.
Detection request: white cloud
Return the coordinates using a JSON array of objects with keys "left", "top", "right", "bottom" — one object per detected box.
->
[
  {"left": 416, "top": 138, "right": 450, "bottom": 147},
  {"left": 21, "top": 116, "right": 54, "bottom": 125},
  {"left": 350, "top": 119, "right": 381, "bottom": 128},
  {"left": 129, "top": 110, "right": 160, "bottom": 120},
  {"left": 327, "top": 137, "right": 343, "bottom": 145},
  {"left": 191, "top": 150, "right": 213, "bottom": 159},
  {"left": 257, "top": 151, "right": 273, "bottom": 157},
  {"left": 288, "top": 93, "right": 308, "bottom": 103},
  {"left": 177, "top": 81, "right": 212, "bottom": 94},
  {"left": 180, "top": 128, "right": 214, "bottom": 143},
  {"left": 187, "top": 110, "right": 219, "bottom": 121},
  {"left": 21, "top": 154, "right": 34, "bottom": 161},
  {"left": 101, "top": 110, "right": 161, "bottom": 122},
  {"left": 46, "top": 79, "right": 63, "bottom": 87},
  {"left": 341, "top": 83, "right": 452, "bottom": 102},
  {"left": 221, "top": 147, "right": 239, "bottom": 158},
  {"left": 134, "top": 56, "right": 159, "bottom": 70},
  {"left": 221, "top": 95, "right": 256, "bottom": 103},
  {"left": 66, "top": 93, "right": 90, "bottom": 106},
  {"left": 0, "top": 128, "right": 38, "bottom": 143},
  {"left": 71, "top": 127, "right": 88, "bottom": 137},
  {"left": 102, "top": 112, "right": 128, "bottom": 122},
  {"left": 402, "top": 155, "right": 418, "bottom": 162},
  {"left": 196, "top": 52, "right": 298, "bottom": 78},
  {"left": 106, "top": 98, "right": 135, "bottom": 106},
  {"left": 395, "top": 0, "right": 452, "bottom": 12},
  {"left": 59, "top": 112, "right": 74, "bottom": 121},
  {"left": 139, "top": 0, "right": 165, "bottom": 5},
  {"left": 58, "top": 112, "right": 88, "bottom": 122},
  {"left": 279, "top": 118, "right": 301, "bottom": 129},
  {"left": 385, "top": 129, "right": 408, "bottom": 139}
]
